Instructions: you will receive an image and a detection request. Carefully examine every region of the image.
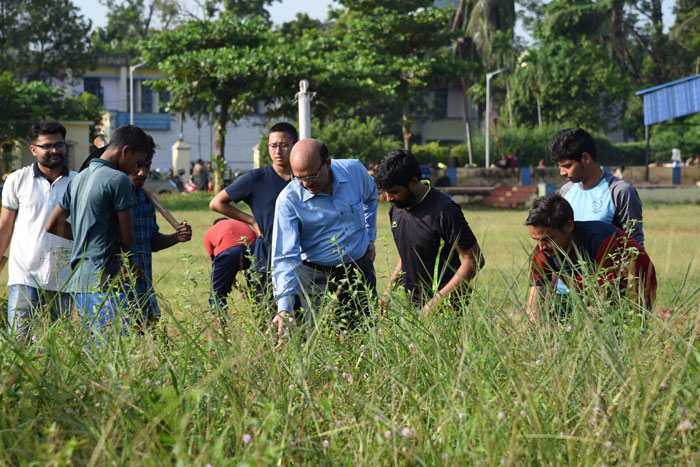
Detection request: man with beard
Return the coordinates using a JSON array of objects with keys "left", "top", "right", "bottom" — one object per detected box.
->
[
  {"left": 374, "top": 149, "right": 484, "bottom": 316},
  {"left": 0, "top": 120, "right": 75, "bottom": 337}
]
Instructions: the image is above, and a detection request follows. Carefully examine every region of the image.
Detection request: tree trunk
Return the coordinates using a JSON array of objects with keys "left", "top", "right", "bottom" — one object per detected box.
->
[
  {"left": 401, "top": 94, "right": 412, "bottom": 151},
  {"left": 505, "top": 71, "right": 513, "bottom": 128},
  {"left": 213, "top": 100, "right": 229, "bottom": 193},
  {"left": 536, "top": 93, "right": 542, "bottom": 129},
  {"left": 459, "top": 75, "right": 474, "bottom": 166}
]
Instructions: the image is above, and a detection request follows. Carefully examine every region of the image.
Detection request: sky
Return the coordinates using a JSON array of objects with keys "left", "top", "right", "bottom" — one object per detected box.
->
[
  {"left": 72, "top": 0, "right": 675, "bottom": 37},
  {"left": 72, "top": 0, "right": 339, "bottom": 29}
]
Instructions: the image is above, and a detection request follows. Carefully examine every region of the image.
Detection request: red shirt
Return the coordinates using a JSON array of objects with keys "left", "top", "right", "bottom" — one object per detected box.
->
[
  {"left": 203, "top": 219, "right": 256, "bottom": 259},
  {"left": 530, "top": 221, "right": 656, "bottom": 305}
]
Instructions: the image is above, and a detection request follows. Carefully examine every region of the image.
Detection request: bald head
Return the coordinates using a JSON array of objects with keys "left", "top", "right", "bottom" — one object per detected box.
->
[
  {"left": 290, "top": 138, "right": 325, "bottom": 166},
  {"left": 290, "top": 138, "right": 332, "bottom": 195}
]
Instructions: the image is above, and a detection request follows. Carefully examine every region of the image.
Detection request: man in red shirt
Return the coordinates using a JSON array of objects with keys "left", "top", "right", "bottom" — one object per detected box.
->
[
  {"left": 526, "top": 194, "right": 656, "bottom": 323},
  {"left": 203, "top": 218, "right": 256, "bottom": 309}
]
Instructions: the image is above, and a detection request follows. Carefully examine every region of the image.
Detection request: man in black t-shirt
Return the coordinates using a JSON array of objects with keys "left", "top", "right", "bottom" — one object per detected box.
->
[
  {"left": 374, "top": 149, "right": 485, "bottom": 316},
  {"left": 209, "top": 122, "right": 297, "bottom": 294}
]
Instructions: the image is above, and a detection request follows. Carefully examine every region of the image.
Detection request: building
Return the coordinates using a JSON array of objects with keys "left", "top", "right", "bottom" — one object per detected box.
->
[{"left": 75, "top": 55, "right": 268, "bottom": 171}]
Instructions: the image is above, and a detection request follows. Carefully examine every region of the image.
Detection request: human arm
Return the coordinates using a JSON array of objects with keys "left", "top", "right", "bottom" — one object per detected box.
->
[
  {"left": 209, "top": 178, "right": 262, "bottom": 238},
  {"left": 116, "top": 209, "right": 134, "bottom": 250},
  {"left": 0, "top": 207, "right": 17, "bottom": 259},
  {"left": 152, "top": 220, "right": 192, "bottom": 252},
  {"left": 271, "top": 196, "right": 302, "bottom": 330},
  {"left": 359, "top": 164, "right": 378, "bottom": 242},
  {"left": 378, "top": 258, "right": 402, "bottom": 314},
  {"left": 610, "top": 179, "right": 644, "bottom": 246},
  {"left": 45, "top": 206, "right": 73, "bottom": 241},
  {"left": 422, "top": 243, "right": 485, "bottom": 316},
  {"left": 526, "top": 285, "right": 546, "bottom": 323}
]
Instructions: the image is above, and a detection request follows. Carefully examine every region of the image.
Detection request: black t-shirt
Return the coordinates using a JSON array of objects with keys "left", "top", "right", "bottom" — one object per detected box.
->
[
  {"left": 224, "top": 165, "right": 289, "bottom": 271},
  {"left": 389, "top": 188, "right": 477, "bottom": 301}
]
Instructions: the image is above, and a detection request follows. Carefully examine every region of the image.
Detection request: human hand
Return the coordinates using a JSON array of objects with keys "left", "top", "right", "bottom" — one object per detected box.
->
[
  {"left": 176, "top": 220, "right": 192, "bottom": 242},
  {"left": 377, "top": 293, "right": 390, "bottom": 315},
  {"left": 272, "top": 311, "right": 290, "bottom": 335},
  {"left": 251, "top": 220, "right": 263, "bottom": 238}
]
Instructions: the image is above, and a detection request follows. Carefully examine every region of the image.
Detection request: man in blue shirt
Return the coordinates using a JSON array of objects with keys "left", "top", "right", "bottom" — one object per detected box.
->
[
  {"left": 271, "top": 138, "right": 377, "bottom": 333},
  {"left": 549, "top": 128, "right": 644, "bottom": 246},
  {"left": 209, "top": 122, "right": 296, "bottom": 299}
]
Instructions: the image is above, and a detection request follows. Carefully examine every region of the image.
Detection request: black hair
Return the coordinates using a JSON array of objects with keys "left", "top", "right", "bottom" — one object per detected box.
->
[
  {"left": 525, "top": 194, "right": 574, "bottom": 230},
  {"left": 213, "top": 217, "right": 229, "bottom": 225},
  {"left": 28, "top": 120, "right": 66, "bottom": 142},
  {"left": 548, "top": 128, "right": 597, "bottom": 163},
  {"left": 109, "top": 125, "right": 156, "bottom": 158},
  {"left": 269, "top": 122, "right": 298, "bottom": 143},
  {"left": 374, "top": 148, "right": 422, "bottom": 190}
]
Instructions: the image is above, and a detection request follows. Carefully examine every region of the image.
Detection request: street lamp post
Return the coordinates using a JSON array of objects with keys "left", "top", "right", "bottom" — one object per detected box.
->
[
  {"left": 129, "top": 62, "right": 145, "bottom": 125},
  {"left": 485, "top": 68, "right": 504, "bottom": 168}
]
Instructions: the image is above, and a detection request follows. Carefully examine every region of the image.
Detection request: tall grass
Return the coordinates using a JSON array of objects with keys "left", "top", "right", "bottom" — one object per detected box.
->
[{"left": 0, "top": 197, "right": 698, "bottom": 463}]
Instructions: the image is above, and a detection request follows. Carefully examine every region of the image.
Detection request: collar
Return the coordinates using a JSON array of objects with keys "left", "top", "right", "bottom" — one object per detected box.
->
[
  {"left": 299, "top": 161, "right": 347, "bottom": 202},
  {"left": 90, "top": 158, "right": 116, "bottom": 170},
  {"left": 32, "top": 161, "right": 70, "bottom": 180}
]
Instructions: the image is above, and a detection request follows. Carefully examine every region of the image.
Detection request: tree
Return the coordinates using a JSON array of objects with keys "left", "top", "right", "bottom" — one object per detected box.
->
[
  {"left": 334, "top": 0, "right": 470, "bottom": 150},
  {"left": 0, "top": 0, "right": 94, "bottom": 82},
  {"left": 92, "top": 0, "right": 182, "bottom": 55}
]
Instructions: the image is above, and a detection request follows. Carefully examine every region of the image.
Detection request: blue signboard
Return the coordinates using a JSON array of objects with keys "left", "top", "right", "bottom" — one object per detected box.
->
[{"left": 115, "top": 113, "right": 171, "bottom": 131}]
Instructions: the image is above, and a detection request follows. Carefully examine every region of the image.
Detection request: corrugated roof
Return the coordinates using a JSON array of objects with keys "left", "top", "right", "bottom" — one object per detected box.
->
[{"left": 634, "top": 74, "right": 700, "bottom": 126}]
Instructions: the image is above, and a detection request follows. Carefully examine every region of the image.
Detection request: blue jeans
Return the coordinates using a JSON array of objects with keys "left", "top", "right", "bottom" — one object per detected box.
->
[
  {"left": 75, "top": 292, "right": 131, "bottom": 340},
  {"left": 210, "top": 244, "right": 250, "bottom": 310},
  {"left": 7, "top": 285, "right": 73, "bottom": 338}
]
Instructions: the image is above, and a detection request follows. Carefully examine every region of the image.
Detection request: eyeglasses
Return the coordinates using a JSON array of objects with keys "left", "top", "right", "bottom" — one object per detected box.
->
[
  {"left": 34, "top": 142, "right": 66, "bottom": 151},
  {"left": 268, "top": 143, "right": 292, "bottom": 151},
  {"left": 291, "top": 163, "right": 325, "bottom": 182}
]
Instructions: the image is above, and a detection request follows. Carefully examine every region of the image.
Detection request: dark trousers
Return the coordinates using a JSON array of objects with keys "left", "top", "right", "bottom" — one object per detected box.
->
[
  {"left": 210, "top": 245, "right": 250, "bottom": 309},
  {"left": 297, "top": 260, "right": 376, "bottom": 330}
]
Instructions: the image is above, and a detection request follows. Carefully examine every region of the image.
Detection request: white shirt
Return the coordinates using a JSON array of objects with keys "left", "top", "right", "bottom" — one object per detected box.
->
[{"left": 2, "top": 163, "right": 76, "bottom": 290}]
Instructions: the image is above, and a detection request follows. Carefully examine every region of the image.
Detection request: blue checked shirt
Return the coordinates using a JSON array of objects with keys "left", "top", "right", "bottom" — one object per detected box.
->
[
  {"left": 271, "top": 159, "right": 377, "bottom": 313},
  {"left": 129, "top": 188, "right": 160, "bottom": 316}
]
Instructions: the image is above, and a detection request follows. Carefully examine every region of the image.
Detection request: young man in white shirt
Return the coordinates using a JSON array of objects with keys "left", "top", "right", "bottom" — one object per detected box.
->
[{"left": 0, "top": 120, "right": 76, "bottom": 338}]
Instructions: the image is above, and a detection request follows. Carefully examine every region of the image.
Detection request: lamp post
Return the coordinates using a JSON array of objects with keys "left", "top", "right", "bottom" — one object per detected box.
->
[
  {"left": 129, "top": 62, "right": 145, "bottom": 125},
  {"left": 296, "top": 80, "right": 315, "bottom": 139},
  {"left": 485, "top": 68, "right": 504, "bottom": 168}
]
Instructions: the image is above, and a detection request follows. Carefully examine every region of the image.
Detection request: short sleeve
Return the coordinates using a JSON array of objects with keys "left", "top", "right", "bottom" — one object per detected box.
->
[
  {"left": 1, "top": 172, "right": 19, "bottom": 211},
  {"left": 224, "top": 171, "right": 255, "bottom": 203},
  {"left": 440, "top": 201, "right": 477, "bottom": 252},
  {"left": 111, "top": 173, "right": 135, "bottom": 211},
  {"left": 59, "top": 180, "right": 73, "bottom": 212}
]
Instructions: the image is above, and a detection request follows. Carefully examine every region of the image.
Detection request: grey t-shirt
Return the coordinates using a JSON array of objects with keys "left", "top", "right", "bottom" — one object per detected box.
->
[
  {"left": 560, "top": 172, "right": 644, "bottom": 246},
  {"left": 59, "top": 159, "right": 134, "bottom": 293}
]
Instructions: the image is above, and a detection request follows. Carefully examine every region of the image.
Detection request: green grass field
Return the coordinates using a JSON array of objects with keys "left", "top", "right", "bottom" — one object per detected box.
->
[{"left": 0, "top": 193, "right": 698, "bottom": 464}]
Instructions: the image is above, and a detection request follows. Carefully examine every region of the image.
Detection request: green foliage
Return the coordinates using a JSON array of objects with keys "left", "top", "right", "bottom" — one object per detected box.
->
[
  {"left": 257, "top": 117, "right": 400, "bottom": 167},
  {"left": 0, "top": 72, "right": 103, "bottom": 144},
  {"left": 411, "top": 141, "right": 450, "bottom": 165},
  {"left": 0, "top": 0, "right": 94, "bottom": 81},
  {"left": 0, "top": 201, "right": 698, "bottom": 463}
]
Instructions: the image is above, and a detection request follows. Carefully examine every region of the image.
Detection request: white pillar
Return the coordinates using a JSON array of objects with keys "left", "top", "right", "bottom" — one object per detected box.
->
[
  {"left": 172, "top": 139, "right": 191, "bottom": 180},
  {"left": 297, "top": 80, "right": 314, "bottom": 139}
]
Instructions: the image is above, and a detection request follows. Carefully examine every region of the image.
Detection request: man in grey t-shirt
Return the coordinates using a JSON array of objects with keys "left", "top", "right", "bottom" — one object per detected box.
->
[{"left": 549, "top": 128, "right": 644, "bottom": 246}]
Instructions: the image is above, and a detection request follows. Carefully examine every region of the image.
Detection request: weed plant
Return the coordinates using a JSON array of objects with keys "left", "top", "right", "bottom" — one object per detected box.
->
[{"left": 0, "top": 198, "right": 697, "bottom": 464}]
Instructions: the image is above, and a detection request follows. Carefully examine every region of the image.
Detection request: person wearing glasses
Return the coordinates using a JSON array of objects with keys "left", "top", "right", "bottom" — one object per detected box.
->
[
  {"left": 271, "top": 138, "right": 377, "bottom": 334},
  {"left": 0, "top": 120, "right": 76, "bottom": 338},
  {"left": 209, "top": 122, "right": 297, "bottom": 304}
]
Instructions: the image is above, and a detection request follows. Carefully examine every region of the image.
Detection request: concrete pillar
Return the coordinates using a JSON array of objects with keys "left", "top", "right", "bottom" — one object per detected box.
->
[
  {"left": 253, "top": 144, "right": 260, "bottom": 169},
  {"left": 119, "top": 66, "right": 128, "bottom": 112},
  {"left": 172, "top": 139, "right": 190, "bottom": 180}
]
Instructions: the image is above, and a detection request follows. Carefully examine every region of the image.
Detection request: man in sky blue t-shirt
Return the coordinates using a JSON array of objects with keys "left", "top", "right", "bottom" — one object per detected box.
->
[
  {"left": 549, "top": 128, "right": 644, "bottom": 246},
  {"left": 209, "top": 122, "right": 296, "bottom": 287}
]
